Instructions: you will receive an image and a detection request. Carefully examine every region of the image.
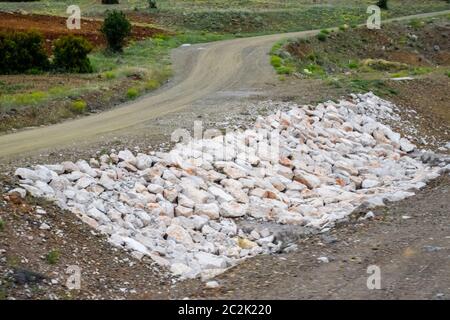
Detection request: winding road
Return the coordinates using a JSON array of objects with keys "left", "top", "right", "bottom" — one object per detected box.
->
[{"left": 1, "top": 10, "right": 449, "bottom": 159}]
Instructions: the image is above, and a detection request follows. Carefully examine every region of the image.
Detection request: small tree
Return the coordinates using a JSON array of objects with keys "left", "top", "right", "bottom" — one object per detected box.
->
[
  {"left": 377, "top": 0, "right": 388, "bottom": 10},
  {"left": 101, "top": 10, "right": 131, "bottom": 52},
  {"left": 53, "top": 35, "right": 93, "bottom": 73}
]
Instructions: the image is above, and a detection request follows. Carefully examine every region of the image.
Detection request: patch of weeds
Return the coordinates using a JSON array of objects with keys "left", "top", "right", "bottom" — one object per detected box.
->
[
  {"left": 126, "top": 88, "right": 140, "bottom": 100},
  {"left": 411, "top": 67, "right": 433, "bottom": 75},
  {"left": 46, "top": 249, "right": 60, "bottom": 265},
  {"left": 409, "top": 19, "right": 425, "bottom": 29},
  {"left": 350, "top": 79, "right": 398, "bottom": 96},
  {"left": 339, "top": 24, "right": 349, "bottom": 31},
  {"left": 145, "top": 79, "right": 161, "bottom": 90},
  {"left": 104, "top": 71, "right": 116, "bottom": 79},
  {"left": 270, "top": 41, "right": 284, "bottom": 55},
  {"left": 303, "top": 63, "right": 325, "bottom": 77},
  {"left": 71, "top": 100, "right": 87, "bottom": 114},
  {"left": 320, "top": 29, "right": 330, "bottom": 35},
  {"left": 446, "top": 71, "right": 450, "bottom": 78},
  {"left": 325, "top": 78, "right": 342, "bottom": 88},
  {"left": 347, "top": 60, "right": 359, "bottom": 69},
  {"left": 278, "top": 75, "right": 286, "bottom": 81},
  {"left": 391, "top": 70, "right": 410, "bottom": 78},
  {"left": 0, "top": 218, "right": 4, "bottom": 231},
  {"left": 275, "top": 65, "right": 294, "bottom": 75}
]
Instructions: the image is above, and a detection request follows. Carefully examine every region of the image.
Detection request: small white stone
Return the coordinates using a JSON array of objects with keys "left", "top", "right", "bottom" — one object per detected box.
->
[
  {"left": 205, "top": 280, "right": 220, "bottom": 289},
  {"left": 39, "top": 223, "right": 51, "bottom": 230}
]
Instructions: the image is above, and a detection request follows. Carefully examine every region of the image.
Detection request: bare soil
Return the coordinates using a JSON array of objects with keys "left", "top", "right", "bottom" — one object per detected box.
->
[{"left": 0, "top": 12, "right": 165, "bottom": 52}]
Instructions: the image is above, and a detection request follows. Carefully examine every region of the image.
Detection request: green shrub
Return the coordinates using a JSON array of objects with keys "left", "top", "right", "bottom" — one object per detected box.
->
[
  {"left": 71, "top": 100, "right": 87, "bottom": 113},
  {"left": 53, "top": 35, "right": 93, "bottom": 73},
  {"left": 46, "top": 249, "right": 60, "bottom": 265},
  {"left": 101, "top": 10, "right": 132, "bottom": 52},
  {"left": 148, "top": 0, "right": 157, "bottom": 9},
  {"left": 0, "top": 218, "right": 4, "bottom": 231},
  {"left": 0, "top": 31, "right": 49, "bottom": 74},
  {"left": 446, "top": 71, "right": 450, "bottom": 78},
  {"left": 377, "top": 0, "right": 388, "bottom": 10},
  {"left": 270, "top": 55, "right": 282, "bottom": 68},
  {"left": 127, "top": 88, "right": 139, "bottom": 99},
  {"left": 320, "top": 29, "right": 330, "bottom": 35},
  {"left": 317, "top": 33, "right": 327, "bottom": 42},
  {"left": 101, "top": 0, "right": 119, "bottom": 4}
]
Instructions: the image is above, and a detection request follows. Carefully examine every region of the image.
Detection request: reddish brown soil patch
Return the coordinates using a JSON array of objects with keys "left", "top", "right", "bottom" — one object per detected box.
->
[
  {"left": 0, "top": 12, "right": 166, "bottom": 52},
  {"left": 126, "top": 12, "right": 158, "bottom": 25}
]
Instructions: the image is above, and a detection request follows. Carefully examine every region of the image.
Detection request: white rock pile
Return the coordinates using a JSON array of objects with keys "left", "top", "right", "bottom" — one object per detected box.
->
[{"left": 13, "top": 93, "right": 442, "bottom": 279}]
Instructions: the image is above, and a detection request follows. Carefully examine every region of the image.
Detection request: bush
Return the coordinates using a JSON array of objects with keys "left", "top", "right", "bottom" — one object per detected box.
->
[
  {"left": 101, "top": 0, "right": 119, "bottom": 4},
  {"left": 0, "top": 31, "right": 49, "bottom": 74},
  {"left": 126, "top": 88, "right": 139, "bottom": 99},
  {"left": 317, "top": 33, "right": 327, "bottom": 41},
  {"left": 71, "top": 100, "right": 87, "bottom": 113},
  {"left": 53, "top": 35, "right": 93, "bottom": 73},
  {"left": 148, "top": 0, "right": 157, "bottom": 9},
  {"left": 270, "top": 55, "right": 282, "bottom": 68},
  {"left": 0, "top": 218, "right": 4, "bottom": 231},
  {"left": 101, "top": 10, "right": 132, "bottom": 52},
  {"left": 377, "top": 0, "right": 388, "bottom": 10}
]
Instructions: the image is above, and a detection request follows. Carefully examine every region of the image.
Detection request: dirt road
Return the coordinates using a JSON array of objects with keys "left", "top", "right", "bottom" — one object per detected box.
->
[{"left": 0, "top": 10, "right": 449, "bottom": 159}]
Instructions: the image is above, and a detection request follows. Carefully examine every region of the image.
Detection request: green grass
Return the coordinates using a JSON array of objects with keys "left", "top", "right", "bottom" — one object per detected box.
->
[
  {"left": 350, "top": 79, "right": 398, "bottom": 96},
  {"left": 46, "top": 249, "right": 60, "bottom": 265}
]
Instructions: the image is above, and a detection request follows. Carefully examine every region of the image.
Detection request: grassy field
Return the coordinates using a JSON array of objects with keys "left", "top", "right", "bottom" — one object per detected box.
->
[{"left": 0, "top": 0, "right": 449, "bottom": 132}]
